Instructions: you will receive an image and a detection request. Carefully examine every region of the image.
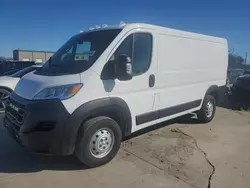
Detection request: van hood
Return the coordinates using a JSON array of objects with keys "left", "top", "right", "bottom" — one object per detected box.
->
[{"left": 14, "top": 72, "right": 81, "bottom": 100}]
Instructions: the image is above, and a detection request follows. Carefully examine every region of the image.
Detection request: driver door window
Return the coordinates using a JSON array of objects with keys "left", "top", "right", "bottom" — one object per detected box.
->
[
  {"left": 109, "top": 33, "right": 152, "bottom": 76},
  {"left": 111, "top": 35, "right": 133, "bottom": 61},
  {"left": 133, "top": 34, "right": 152, "bottom": 75}
]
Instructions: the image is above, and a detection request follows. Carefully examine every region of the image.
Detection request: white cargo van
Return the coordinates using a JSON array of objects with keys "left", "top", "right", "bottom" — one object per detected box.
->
[{"left": 4, "top": 23, "right": 228, "bottom": 167}]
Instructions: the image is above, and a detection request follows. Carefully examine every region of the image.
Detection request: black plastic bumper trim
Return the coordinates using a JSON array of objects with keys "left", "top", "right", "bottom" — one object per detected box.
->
[{"left": 136, "top": 99, "right": 202, "bottom": 125}]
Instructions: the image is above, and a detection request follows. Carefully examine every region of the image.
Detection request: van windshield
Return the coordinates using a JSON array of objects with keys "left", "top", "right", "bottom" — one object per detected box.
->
[{"left": 36, "top": 29, "right": 121, "bottom": 75}]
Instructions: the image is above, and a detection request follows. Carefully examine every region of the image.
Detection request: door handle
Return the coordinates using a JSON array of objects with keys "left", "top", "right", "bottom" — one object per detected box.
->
[{"left": 149, "top": 74, "right": 155, "bottom": 88}]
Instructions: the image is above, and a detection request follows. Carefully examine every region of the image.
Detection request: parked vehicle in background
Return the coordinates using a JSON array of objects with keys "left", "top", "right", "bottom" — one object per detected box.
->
[
  {"left": 2, "top": 69, "right": 20, "bottom": 76},
  {"left": 0, "top": 60, "right": 35, "bottom": 76},
  {"left": 227, "top": 68, "right": 244, "bottom": 84},
  {"left": 4, "top": 23, "right": 228, "bottom": 167},
  {"left": 0, "top": 65, "right": 41, "bottom": 111},
  {"left": 243, "top": 70, "right": 250, "bottom": 75},
  {"left": 231, "top": 74, "right": 250, "bottom": 110}
]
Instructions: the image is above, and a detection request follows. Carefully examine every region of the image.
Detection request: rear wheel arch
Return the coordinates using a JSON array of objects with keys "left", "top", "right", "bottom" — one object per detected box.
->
[{"left": 205, "top": 85, "right": 219, "bottom": 104}]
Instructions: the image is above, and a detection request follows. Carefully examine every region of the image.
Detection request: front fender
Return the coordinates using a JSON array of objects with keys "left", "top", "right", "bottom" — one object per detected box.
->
[{"left": 60, "top": 97, "right": 132, "bottom": 155}]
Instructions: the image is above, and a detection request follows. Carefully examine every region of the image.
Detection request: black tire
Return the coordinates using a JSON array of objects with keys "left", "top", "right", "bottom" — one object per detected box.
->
[
  {"left": 197, "top": 95, "right": 216, "bottom": 123},
  {"left": 0, "top": 88, "right": 11, "bottom": 111},
  {"left": 75, "top": 116, "right": 122, "bottom": 168}
]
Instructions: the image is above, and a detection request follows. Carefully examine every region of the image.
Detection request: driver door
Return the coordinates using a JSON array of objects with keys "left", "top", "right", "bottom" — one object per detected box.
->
[{"left": 103, "top": 31, "right": 157, "bottom": 133}]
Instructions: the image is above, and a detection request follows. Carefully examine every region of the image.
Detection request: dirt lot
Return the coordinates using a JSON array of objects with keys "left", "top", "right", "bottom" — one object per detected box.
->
[{"left": 0, "top": 108, "right": 250, "bottom": 188}]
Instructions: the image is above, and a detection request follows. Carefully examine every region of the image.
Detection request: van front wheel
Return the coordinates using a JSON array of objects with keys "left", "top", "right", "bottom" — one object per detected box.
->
[
  {"left": 197, "top": 95, "right": 216, "bottom": 123},
  {"left": 75, "top": 116, "right": 122, "bottom": 168}
]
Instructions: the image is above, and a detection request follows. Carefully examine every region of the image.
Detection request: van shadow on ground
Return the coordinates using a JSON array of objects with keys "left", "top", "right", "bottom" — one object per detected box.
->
[{"left": 0, "top": 113, "right": 199, "bottom": 174}]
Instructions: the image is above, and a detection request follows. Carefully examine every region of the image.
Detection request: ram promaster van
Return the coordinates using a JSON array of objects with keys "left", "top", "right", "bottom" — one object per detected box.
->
[{"left": 4, "top": 23, "right": 228, "bottom": 167}]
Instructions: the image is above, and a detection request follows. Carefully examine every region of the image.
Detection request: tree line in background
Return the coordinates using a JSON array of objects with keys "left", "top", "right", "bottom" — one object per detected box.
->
[{"left": 228, "top": 49, "right": 249, "bottom": 70}]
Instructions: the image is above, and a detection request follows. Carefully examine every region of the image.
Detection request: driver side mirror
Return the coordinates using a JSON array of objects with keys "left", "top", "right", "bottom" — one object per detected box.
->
[{"left": 115, "top": 54, "right": 133, "bottom": 80}]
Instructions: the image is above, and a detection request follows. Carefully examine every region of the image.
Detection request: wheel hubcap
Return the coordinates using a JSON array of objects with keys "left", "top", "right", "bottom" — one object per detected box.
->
[
  {"left": 90, "top": 128, "right": 115, "bottom": 158},
  {"left": 205, "top": 101, "right": 214, "bottom": 118}
]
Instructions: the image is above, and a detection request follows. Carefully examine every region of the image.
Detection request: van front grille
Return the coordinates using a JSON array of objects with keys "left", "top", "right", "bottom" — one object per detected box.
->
[{"left": 5, "top": 97, "right": 27, "bottom": 125}]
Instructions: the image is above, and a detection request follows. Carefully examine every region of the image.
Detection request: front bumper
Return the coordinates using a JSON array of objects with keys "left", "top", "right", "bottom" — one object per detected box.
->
[{"left": 4, "top": 92, "right": 72, "bottom": 155}]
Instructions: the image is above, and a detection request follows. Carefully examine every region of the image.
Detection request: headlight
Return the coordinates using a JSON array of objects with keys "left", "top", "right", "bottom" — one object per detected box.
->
[{"left": 33, "top": 83, "right": 83, "bottom": 100}]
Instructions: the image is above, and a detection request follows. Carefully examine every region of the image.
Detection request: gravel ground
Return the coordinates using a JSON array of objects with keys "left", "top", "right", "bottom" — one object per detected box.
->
[{"left": 0, "top": 108, "right": 250, "bottom": 188}]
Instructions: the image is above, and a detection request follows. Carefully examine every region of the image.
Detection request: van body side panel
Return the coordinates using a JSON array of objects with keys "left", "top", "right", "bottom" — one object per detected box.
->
[{"left": 156, "top": 33, "right": 227, "bottom": 113}]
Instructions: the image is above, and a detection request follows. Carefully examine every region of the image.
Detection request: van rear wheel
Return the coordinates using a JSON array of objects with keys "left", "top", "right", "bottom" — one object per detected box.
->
[
  {"left": 197, "top": 95, "right": 216, "bottom": 123},
  {"left": 75, "top": 116, "right": 122, "bottom": 168}
]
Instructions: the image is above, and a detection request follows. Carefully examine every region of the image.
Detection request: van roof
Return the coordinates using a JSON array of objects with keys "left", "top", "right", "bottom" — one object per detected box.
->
[
  {"left": 81, "top": 23, "right": 227, "bottom": 44},
  {"left": 124, "top": 23, "right": 227, "bottom": 44}
]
